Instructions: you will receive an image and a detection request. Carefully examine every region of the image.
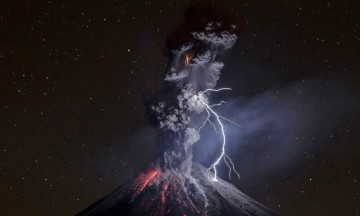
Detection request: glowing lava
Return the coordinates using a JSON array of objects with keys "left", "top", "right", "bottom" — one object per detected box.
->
[
  {"left": 127, "top": 167, "right": 206, "bottom": 216},
  {"left": 185, "top": 54, "right": 193, "bottom": 64},
  {"left": 161, "top": 182, "right": 169, "bottom": 214},
  {"left": 132, "top": 167, "right": 161, "bottom": 199}
]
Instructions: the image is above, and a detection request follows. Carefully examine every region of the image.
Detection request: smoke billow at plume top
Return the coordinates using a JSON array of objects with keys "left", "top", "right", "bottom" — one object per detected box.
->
[
  {"left": 164, "top": 3, "right": 239, "bottom": 91},
  {"left": 166, "top": 3, "right": 239, "bottom": 50}
]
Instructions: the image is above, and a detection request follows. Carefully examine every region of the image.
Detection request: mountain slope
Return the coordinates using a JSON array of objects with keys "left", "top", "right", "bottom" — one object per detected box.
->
[{"left": 77, "top": 163, "right": 279, "bottom": 216}]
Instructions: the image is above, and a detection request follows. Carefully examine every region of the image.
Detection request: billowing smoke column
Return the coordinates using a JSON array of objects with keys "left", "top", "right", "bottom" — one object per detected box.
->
[{"left": 152, "top": 21, "right": 239, "bottom": 181}]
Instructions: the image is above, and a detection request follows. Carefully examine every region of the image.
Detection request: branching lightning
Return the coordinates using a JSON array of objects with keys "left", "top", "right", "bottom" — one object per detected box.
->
[{"left": 196, "top": 88, "right": 241, "bottom": 182}]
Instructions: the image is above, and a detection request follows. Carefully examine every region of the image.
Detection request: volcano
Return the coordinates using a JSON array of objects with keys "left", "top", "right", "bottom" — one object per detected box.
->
[
  {"left": 77, "top": 162, "right": 279, "bottom": 216},
  {"left": 78, "top": 10, "right": 279, "bottom": 216}
]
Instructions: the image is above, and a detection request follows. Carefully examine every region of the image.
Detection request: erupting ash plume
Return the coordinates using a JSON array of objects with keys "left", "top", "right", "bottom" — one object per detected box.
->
[
  {"left": 77, "top": 5, "right": 279, "bottom": 216},
  {"left": 152, "top": 21, "right": 240, "bottom": 181}
]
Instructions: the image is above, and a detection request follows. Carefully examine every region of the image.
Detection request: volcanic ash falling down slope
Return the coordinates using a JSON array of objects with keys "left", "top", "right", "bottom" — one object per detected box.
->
[{"left": 76, "top": 163, "right": 279, "bottom": 216}]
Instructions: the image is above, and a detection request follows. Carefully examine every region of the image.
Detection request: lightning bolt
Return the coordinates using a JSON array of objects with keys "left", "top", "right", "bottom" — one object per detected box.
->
[{"left": 196, "top": 88, "right": 241, "bottom": 182}]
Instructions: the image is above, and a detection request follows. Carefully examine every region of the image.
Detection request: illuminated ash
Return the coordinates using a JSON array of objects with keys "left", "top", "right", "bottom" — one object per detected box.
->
[{"left": 196, "top": 88, "right": 241, "bottom": 182}]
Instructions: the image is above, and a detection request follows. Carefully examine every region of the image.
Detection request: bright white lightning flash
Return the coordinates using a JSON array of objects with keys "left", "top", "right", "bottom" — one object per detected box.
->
[{"left": 195, "top": 88, "right": 241, "bottom": 182}]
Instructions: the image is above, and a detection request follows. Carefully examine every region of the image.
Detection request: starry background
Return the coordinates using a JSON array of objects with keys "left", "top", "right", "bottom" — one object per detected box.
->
[{"left": 1, "top": 0, "right": 360, "bottom": 215}]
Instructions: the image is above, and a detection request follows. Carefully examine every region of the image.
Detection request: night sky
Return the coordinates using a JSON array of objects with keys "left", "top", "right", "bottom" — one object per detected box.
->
[{"left": 1, "top": 1, "right": 360, "bottom": 215}]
